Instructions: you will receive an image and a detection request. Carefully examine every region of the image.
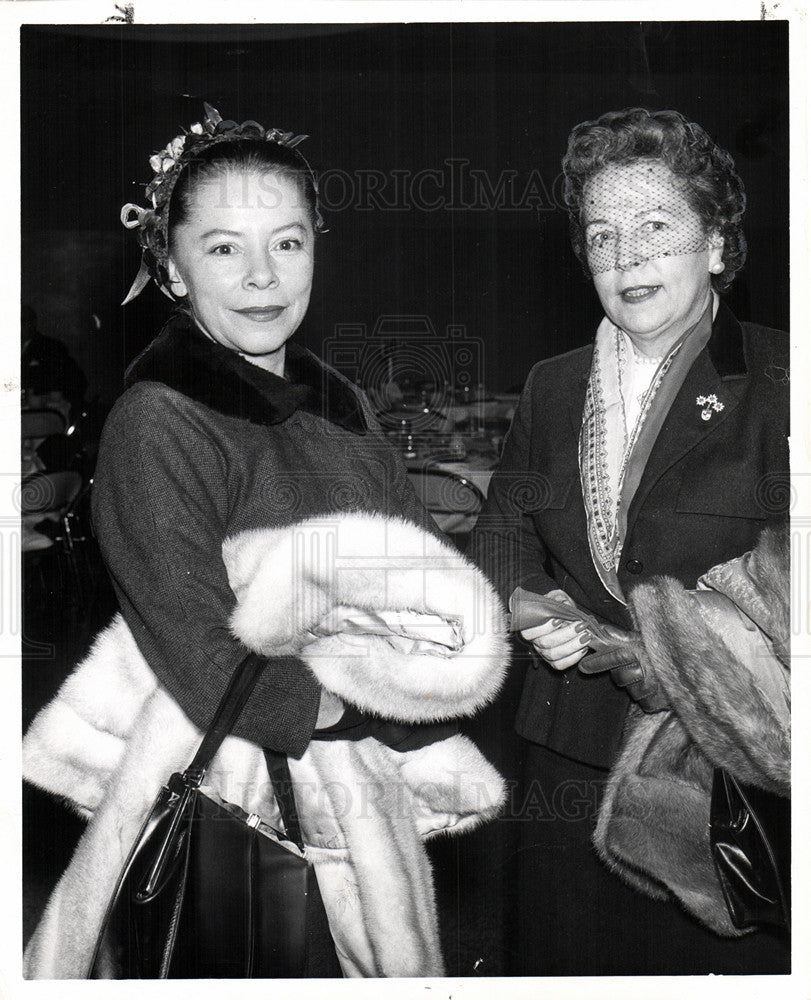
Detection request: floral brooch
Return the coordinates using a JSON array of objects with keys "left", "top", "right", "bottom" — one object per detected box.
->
[{"left": 696, "top": 394, "right": 724, "bottom": 421}]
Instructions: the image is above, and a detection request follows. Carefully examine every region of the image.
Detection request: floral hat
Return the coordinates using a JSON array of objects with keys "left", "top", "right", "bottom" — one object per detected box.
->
[{"left": 120, "top": 103, "right": 323, "bottom": 304}]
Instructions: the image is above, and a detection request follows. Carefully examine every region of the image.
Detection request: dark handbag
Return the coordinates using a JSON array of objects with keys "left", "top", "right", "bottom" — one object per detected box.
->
[
  {"left": 88, "top": 653, "right": 313, "bottom": 979},
  {"left": 709, "top": 767, "right": 790, "bottom": 933}
]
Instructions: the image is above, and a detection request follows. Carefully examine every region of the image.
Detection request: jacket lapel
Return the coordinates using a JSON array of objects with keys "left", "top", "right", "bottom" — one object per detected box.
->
[
  {"left": 624, "top": 302, "right": 749, "bottom": 538},
  {"left": 569, "top": 348, "right": 594, "bottom": 439}
]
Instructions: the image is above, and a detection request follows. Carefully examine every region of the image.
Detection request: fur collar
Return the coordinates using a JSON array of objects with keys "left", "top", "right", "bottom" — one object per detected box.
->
[{"left": 125, "top": 312, "right": 368, "bottom": 434}]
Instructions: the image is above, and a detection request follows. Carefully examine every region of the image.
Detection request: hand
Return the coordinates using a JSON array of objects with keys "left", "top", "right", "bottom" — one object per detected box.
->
[
  {"left": 315, "top": 689, "right": 345, "bottom": 728},
  {"left": 520, "top": 619, "right": 593, "bottom": 671},
  {"left": 518, "top": 588, "right": 592, "bottom": 670}
]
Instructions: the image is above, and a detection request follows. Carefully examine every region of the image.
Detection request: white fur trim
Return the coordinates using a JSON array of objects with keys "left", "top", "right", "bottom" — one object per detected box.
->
[
  {"left": 24, "top": 515, "right": 509, "bottom": 979},
  {"left": 224, "top": 513, "right": 510, "bottom": 722},
  {"left": 23, "top": 614, "right": 158, "bottom": 812}
]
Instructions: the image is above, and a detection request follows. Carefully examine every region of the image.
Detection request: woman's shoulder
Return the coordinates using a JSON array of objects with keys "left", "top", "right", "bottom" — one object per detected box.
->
[
  {"left": 107, "top": 379, "right": 209, "bottom": 425},
  {"left": 739, "top": 321, "right": 790, "bottom": 387},
  {"left": 739, "top": 318, "right": 787, "bottom": 343},
  {"left": 100, "top": 380, "right": 224, "bottom": 454},
  {"left": 522, "top": 344, "right": 594, "bottom": 392},
  {"left": 739, "top": 319, "right": 788, "bottom": 350}
]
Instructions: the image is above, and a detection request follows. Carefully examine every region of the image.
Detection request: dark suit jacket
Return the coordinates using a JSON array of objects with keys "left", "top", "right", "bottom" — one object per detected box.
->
[{"left": 468, "top": 302, "right": 790, "bottom": 768}]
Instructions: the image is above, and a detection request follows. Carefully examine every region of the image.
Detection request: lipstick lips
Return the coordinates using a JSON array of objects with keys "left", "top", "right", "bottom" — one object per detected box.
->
[
  {"left": 234, "top": 305, "right": 286, "bottom": 322},
  {"left": 620, "top": 285, "right": 660, "bottom": 303}
]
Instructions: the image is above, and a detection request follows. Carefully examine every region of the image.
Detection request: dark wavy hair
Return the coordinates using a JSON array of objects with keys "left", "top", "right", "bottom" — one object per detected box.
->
[{"left": 562, "top": 108, "right": 746, "bottom": 292}]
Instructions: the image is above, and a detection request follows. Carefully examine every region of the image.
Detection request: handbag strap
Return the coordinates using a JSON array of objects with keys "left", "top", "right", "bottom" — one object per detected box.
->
[
  {"left": 263, "top": 749, "right": 305, "bottom": 852},
  {"left": 184, "top": 652, "right": 270, "bottom": 783},
  {"left": 177, "top": 650, "right": 306, "bottom": 853}
]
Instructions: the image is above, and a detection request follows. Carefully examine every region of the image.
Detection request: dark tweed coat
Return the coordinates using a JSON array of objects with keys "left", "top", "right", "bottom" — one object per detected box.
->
[{"left": 92, "top": 312, "right": 435, "bottom": 756}]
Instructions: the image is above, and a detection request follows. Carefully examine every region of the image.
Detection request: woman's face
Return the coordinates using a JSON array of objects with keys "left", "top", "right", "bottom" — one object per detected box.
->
[
  {"left": 167, "top": 169, "right": 315, "bottom": 374},
  {"left": 583, "top": 160, "right": 724, "bottom": 356}
]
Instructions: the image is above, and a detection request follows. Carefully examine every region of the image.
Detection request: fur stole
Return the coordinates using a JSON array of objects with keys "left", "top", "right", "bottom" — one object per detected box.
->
[
  {"left": 594, "top": 526, "right": 790, "bottom": 937},
  {"left": 23, "top": 513, "right": 509, "bottom": 978}
]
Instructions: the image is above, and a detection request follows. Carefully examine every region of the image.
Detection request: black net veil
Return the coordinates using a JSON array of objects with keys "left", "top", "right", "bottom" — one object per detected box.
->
[
  {"left": 562, "top": 109, "right": 747, "bottom": 291},
  {"left": 580, "top": 160, "right": 715, "bottom": 275}
]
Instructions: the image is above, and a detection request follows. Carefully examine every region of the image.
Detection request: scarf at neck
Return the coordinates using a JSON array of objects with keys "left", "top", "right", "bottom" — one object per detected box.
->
[{"left": 579, "top": 299, "right": 714, "bottom": 603}]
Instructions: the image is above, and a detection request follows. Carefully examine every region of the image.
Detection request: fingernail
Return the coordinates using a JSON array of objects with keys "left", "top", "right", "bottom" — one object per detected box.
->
[
  {"left": 550, "top": 618, "right": 563, "bottom": 627},
  {"left": 575, "top": 625, "right": 591, "bottom": 637}
]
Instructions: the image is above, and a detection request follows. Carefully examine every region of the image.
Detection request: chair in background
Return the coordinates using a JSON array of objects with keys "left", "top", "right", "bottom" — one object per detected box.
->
[
  {"left": 406, "top": 466, "right": 485, "bottom": 549},
  {"left": 21, "top": 408, "right": 67, "bottom": 439},
  {"left": 22, "top": 408, "right": 71, "bottom": 479},
  {"left": 21, "top": 470, "right": 90, "bottom": 612}
]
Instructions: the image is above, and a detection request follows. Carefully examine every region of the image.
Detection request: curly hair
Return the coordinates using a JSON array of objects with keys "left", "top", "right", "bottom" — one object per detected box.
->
[{"left": 562, "top": 108, "right": 746, "bottom": 291}]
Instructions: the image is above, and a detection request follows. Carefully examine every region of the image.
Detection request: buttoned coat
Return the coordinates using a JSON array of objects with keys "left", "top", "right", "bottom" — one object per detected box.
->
[{"left": 468, "top": 302, "right": 789, "bottom": 767}]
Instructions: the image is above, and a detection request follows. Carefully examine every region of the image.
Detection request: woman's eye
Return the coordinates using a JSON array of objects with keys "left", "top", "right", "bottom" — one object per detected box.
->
[
  {"left": 642, "top": 220, "right": 667, "bottom": 235},
  {"left": 275, "top": 238, "right": 302, "bottom": 252},
  {"left": 588, "top": 231, "right": 614, "bottom": 249},
  {"left": 210, "top": 244, "right": 235, "bottom": 256}
]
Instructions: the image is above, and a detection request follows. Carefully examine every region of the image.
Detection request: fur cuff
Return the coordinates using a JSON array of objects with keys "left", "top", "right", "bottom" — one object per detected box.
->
[{"left": 224, "top": 513, "right": 510, "bottom": 722}]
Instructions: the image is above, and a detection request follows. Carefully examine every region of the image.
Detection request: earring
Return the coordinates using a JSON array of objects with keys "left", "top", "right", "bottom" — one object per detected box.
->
[{"left": 710, "top": 262, "right": 725, "bottom": 274}]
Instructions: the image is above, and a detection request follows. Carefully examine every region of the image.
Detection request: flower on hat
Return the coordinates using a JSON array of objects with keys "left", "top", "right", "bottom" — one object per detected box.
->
[{"left": 149, "top": 133, "right": 187, "bottom": 176}]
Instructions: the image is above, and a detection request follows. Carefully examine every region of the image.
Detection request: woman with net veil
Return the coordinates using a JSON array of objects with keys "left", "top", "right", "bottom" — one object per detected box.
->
[
  {"left": 22, "top": 104, "right": 510, "bottom": 979},
  {"left": 469, "top": 108, "right": 789, "bottom": 975}
]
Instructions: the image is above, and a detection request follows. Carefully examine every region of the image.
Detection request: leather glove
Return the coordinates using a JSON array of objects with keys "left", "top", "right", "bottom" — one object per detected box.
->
[{"left": 579, "top": 641, "right": 670, "bottom": 713}]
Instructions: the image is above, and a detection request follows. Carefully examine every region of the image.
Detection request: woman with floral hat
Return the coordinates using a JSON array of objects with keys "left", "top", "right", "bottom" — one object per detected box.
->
[{"left": 22, "top": 105, "right": 509, "bottom": 979}]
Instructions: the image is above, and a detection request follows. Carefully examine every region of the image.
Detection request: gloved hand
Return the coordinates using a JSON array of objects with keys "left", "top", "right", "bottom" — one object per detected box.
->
[{"left": 578, "top": 641, "right": 669, "bottom": 713}]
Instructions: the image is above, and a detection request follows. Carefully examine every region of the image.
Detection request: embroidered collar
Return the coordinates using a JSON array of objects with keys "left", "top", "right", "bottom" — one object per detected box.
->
[{"left": 125, "top": 312, "right": 368, "bottom": 434}]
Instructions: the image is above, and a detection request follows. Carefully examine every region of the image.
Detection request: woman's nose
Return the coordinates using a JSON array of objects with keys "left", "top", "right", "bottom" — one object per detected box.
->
[
  {"left": 244, "top": 251, "right": 279, "bottom": 289},
  {"left": 615, "top": 234, "right": 645, "bottom": 271}
]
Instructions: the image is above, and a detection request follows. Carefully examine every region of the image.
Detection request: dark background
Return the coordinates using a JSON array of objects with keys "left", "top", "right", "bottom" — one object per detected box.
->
[{"left": 21, "top": 20, "right": 789, "bottom": 402}]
